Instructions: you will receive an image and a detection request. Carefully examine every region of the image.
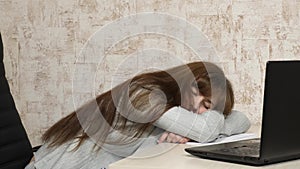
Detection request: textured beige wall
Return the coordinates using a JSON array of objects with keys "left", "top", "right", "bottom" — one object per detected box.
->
[{"left": 0, "top": 0, "right": 299, "bottom": 146}]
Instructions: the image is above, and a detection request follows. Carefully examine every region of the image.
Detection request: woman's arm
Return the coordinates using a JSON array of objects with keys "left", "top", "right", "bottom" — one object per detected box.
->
[
  {"left": 220, "top": 110, "right": 251, "bottom": 136},
  {"left": 153, "top": 106, "right": 225, "bottom": 143}
]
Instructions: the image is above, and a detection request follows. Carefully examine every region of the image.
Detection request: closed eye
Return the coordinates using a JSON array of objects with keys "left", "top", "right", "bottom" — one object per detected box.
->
[{"left": 201, "top": 98, "right": 212, "bottom": 109}]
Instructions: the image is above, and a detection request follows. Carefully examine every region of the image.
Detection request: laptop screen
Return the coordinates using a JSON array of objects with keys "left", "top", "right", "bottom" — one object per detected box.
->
[{"left": 261, "top": 61, "right": 300, "bottom": 159}]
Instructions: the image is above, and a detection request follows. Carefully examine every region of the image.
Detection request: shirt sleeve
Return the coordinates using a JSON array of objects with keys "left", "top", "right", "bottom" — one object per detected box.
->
[
  {"left": 153, "top": 106, "right": 225, "bottom": 143},
  {"left": 220, "top": 110, "right": 251, "bottom": 136}
]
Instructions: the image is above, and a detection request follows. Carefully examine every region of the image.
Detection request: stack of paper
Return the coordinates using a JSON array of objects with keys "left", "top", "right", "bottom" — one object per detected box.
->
[{"left": 186, "top": 133, "right": 258, "bottom": 146}]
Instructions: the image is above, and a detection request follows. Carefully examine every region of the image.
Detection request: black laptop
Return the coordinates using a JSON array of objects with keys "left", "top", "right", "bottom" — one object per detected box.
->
[{"left": 185, "top": 61, "right": 300, "bottom": 166}]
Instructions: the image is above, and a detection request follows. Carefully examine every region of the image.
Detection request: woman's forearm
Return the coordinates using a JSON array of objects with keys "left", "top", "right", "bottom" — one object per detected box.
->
[
  {"left": 153, "top": 106, "right": 225, "bottom": 143},
  {"left": 221, "top": 110, "right": 251, "bottom": 136}
]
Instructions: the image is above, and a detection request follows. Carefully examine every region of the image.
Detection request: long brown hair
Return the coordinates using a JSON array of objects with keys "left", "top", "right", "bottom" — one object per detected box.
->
[{"left": 43, "top": 61, "right": 234, "bottom": 148}]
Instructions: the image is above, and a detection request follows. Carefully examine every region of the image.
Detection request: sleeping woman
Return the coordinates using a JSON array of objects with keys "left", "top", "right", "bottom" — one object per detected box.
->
[{"left": 25, "top": 61, "right": 250, "bottom": 169}]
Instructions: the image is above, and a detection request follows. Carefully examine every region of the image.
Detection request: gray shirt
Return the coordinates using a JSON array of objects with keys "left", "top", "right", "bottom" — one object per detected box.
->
[{"left": 25, "top": 106, "right": 250, "bottom": 169}]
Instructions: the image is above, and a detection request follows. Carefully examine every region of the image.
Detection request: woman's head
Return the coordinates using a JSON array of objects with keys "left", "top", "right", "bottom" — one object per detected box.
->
[
  {"left": 118, "top": 61, "right": 234, "bottom": 120},
  {"left": 162, "top": 61, "right": 234, "bottom": 116}
]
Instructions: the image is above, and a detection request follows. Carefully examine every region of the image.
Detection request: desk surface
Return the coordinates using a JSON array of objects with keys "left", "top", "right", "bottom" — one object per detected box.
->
[{"left": 109, "top": 126, "right": 300, "bottom": 169}]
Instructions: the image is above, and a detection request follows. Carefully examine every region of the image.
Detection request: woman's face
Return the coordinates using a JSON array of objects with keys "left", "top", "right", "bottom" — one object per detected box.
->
[{"left": 182, "top": 85, "right": 212, "bottom": 114}]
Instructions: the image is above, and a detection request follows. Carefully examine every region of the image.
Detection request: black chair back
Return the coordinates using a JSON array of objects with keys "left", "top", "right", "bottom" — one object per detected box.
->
[{"left": 0, "top": 33, "right": 33, "bottom": 169}]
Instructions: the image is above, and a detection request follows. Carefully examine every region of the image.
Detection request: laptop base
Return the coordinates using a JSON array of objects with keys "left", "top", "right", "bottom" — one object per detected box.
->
[{"left": 185, "top": 139, "right": 300, "bottom": 166}]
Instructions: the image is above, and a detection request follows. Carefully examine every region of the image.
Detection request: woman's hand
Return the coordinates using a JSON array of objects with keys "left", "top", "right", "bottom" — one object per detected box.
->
[
  {"left": 30, "top": 156, "right": 35, "bottom": 162},
  {"left": 157, "top": 131, "right": 190, "bottom": 144}
]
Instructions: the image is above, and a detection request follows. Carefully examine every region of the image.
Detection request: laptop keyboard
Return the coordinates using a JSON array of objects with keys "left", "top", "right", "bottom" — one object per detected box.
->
[{"left": 214, "top": 142, "right": 260, "bottom": 157}]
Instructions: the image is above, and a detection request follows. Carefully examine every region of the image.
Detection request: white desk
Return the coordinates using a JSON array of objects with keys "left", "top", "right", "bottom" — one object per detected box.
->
[{"left": 109, "top": 126, "right": 300, "bottom": 169}]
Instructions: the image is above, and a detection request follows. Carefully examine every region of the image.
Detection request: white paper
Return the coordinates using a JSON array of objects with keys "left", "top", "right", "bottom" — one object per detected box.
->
[{"left": 186, "top": 133, "right": 258, "bottom": 146}]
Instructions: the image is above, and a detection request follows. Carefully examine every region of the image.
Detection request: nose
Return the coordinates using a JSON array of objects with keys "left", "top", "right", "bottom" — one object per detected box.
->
[
  {"left": 197, "top": 105, "right": 208, "bottom": 114},
  {"left": 193, "top": 96, "right": 207, "bottom": 114}
]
